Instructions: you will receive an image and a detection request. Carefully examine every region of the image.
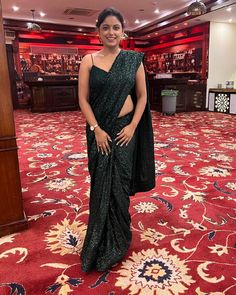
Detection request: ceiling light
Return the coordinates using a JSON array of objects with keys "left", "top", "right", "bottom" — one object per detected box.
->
[
  {"left": 226, "top": 7, "right": 232, "bottom": 12},
  {"left": 184, "top": 22, "right": 188, "bottom": 26},
  {"left": 12, "top": 6, "right": 19, "bottom": 12},
  {"left": 187, "top": 0, "right": 207, "bottom": 16},
  {"left": 27, "top": 9, "right": 42, "bottom": 33},
  {"left": 228, "top": 19, "right": 232, "bottom": 22},
  {"left": 39, "top": 12, "right": 46, "bottom": 17},
  {"left": 174, "top": 25, "right": 178, "bottom": 29},
  {"left": 154, "top": 9, "right": 160, "bottom": 13},
  {"left": 135, "top": 19, "right": 140, "bottom": 24}
]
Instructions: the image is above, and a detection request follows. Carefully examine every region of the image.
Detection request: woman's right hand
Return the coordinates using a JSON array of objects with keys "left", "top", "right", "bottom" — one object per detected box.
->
[{"left": 94, "top": 127, "right": 112, "bottom": 155}]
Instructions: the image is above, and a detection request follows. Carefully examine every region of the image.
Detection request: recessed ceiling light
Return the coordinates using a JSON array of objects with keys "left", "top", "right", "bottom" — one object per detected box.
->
[
  {"left": 148, "top": 35, "right": 151, "bottom": 37},
  {"left": 39, "top": 12, "right": 46, "bottom": 17},
  {"left": 155, "top": 32, "right": 158, "bottom": 35},
  {"left": 135, "top": 19, "right": 140, "bottom": 24},
  {"left": 154, "top": 8, "right": 160, "bottom": 14},
  {"left": 184, "top": 22, "right": 188, "bottom": 26},
  {"left": 228, "top": 18, "right": 232, "bottom": 22},
  {"left": 12, "top": 6, "right": 19, "bottom": 12},
  {"left": 83, "top": 33, "right": 87, "bottom": 35},
  {"left": 50, "top": 30, "right": 54, "bottom": 33},
  {"left": 174, "top": 25, "right": 178, "bottom": 29},
  {"left": 226, "top": 7, "right": 232, "bottom": 12},
  {"left": 78, "top": 28, "right": 83, "bottom": 32}
]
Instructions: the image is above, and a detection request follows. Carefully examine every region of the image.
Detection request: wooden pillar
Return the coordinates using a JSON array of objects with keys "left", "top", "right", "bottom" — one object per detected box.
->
[{"left": 0, "top": 0, "right": 28, "bottom": 237}]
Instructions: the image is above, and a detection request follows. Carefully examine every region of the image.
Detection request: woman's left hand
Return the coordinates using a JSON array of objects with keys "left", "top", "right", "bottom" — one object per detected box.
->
[{"left": 115, "top": 124, "right": 136, "bottom": 146}]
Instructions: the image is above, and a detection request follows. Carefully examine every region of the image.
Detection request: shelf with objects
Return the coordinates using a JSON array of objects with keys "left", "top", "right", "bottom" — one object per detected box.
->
[
  {"left": 144, "top": 23, "right": 209, "bottom": 112},
  {"left": 18, "top": 44, "right": 93, "bottom": 112}
]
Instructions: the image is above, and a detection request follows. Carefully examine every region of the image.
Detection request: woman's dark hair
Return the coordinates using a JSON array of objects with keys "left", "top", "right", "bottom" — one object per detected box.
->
[{"left": 96, "top": 7, "right": 124, "bottom": 28}]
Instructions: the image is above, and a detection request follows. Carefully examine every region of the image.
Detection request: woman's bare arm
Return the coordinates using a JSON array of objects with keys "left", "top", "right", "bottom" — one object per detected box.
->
[
  {"left": 115, "top": 62, "right": 147, "bottom": 146},
  {"left": 130, "top": 62, "right": 147, "bottom": 128},
  {"left": 79, "top": 54, "right": 112, "bottom": 154},
  {"left": 78, "top": 54, "right": 98, "bottom": 127}
]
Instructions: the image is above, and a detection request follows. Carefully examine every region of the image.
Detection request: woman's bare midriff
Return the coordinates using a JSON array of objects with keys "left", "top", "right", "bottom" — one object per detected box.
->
[{"left": 118, "top": 95, "right": 134, "bottom": 118}]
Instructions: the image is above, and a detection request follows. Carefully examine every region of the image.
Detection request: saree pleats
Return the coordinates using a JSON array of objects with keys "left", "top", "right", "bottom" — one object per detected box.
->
[{"left": 81, "top": 113, "right": 135, "bottom": 271}]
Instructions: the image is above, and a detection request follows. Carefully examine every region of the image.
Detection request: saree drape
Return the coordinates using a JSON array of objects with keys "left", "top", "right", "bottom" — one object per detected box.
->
[{"left": 80, "top": 50, "right": 155, "bottom": 272}]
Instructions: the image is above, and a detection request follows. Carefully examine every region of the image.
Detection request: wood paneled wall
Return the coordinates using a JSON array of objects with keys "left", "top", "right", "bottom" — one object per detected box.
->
[{"left": 0, "top": 1, "right": 27, "bottom": 237}]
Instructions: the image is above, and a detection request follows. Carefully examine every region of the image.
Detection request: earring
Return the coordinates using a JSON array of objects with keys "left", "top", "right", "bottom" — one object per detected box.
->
[{"left": 122, "top": 33, "right": 128, "bottom": 40}]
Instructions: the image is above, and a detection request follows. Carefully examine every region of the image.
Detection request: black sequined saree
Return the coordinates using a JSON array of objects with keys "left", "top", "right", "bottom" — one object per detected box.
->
[{"left": 80, "top": 50, "right": 155, "bottom": 272}]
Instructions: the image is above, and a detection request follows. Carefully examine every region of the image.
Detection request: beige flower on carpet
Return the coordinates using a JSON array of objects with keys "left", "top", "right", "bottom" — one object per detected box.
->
[
  {"left": 180, "top": 131, "right": 198, "bottom": 136},
  {"left": 208, "top": 244, "right": 229, "bottom": 256},
  {"left": 140, "top": 228, "right": 165, "bottom": 245},
  {"left": 182, "top": 190, "right": 206, "bottom": 202},
  {"left": 220, "top": 143, "right": 236, "bottom": 150},
  {"left": 55, "top": 134, "right": 74, "bottom": 140},
  {"left": 156, "top": 161, "right": 167, "bottom": 170},
  {"left": 199, "top": 166, "right": 230, "bottom": 177},
  {"left": 32, "top": 141, "right": 49, "bottom": 148},
  {"left": 45, "top": 218, "right": 87, "bottom": 255},
  {"left": 225, "top": 182, "right": 236, "bottom": 190},
  {"left": 40, "top": 162, "right": 58, "bottom": 170},
  {"left": 209, "top": 153, "right": 233, "bottom": 162},
  {"left": 45, "top": 178, "right": 76, "bottom": 192},
  {"left": 133, "top": 202, "right": 158, "bottom": 213},
  {"left": 115, "top": 248, "right": 195, "bottom": 295},
  {"left": 162, "top": 177, "right": 175, "bottom": 182},
  {"left": 21, "top": 132, "right": 39, "bottom": 137}
]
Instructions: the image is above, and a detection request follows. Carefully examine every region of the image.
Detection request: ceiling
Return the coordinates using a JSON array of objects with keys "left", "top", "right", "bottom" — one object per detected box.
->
[{"left": 1, "top": 0, "right": 236, "bottom": 39}]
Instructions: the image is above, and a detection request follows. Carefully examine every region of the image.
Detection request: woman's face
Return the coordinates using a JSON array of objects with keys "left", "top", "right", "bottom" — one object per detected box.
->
[{"left": 98, "top": 15, "right": 123, "bottom": 48}]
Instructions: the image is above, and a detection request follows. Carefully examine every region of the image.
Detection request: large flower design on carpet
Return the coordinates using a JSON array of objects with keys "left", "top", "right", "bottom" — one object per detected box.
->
[
  {"left": 45, "top": 178, "right": 76, "bottom": 192},
  {"left": 220, "top": 143, "right": 236, "bottom": 150},
  {"left": 208, "top": 153, "right": 233, "bottom": 162},
  {"left": 115, "top": 248, "right": 195, "bottom": 295},
  {"left": 199, "top": 166, "right": 230, "bottom": 177},
  {"left": 45, "top": 218, "right": 87, "bottom": 255},
  {"left": 133, "top": 202, "right": 158, "bottom": 213}
]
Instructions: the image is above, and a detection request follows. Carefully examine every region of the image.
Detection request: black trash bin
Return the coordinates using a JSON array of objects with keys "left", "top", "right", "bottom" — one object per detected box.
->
[{"left": 161, "top": 89, "right": 178, "bottom": 115}]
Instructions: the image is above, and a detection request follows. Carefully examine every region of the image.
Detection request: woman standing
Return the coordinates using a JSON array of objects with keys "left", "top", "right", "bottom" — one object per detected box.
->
[{"left": 79, "top": 7, "right": 155, "bottom": 272}]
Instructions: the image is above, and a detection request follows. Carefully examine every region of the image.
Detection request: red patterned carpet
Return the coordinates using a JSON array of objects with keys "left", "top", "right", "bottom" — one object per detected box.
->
[{"left": 0, "top": 110, "right": 236, "bottom": 295}]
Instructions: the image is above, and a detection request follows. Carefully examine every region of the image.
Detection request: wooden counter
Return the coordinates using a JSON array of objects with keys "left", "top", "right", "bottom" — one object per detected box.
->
[
  {"left": 148, "top": 77, "right": 207, "bottom": 112},
  {"left": 25, "top": 79, "right": 79, "bottom": 112},
  {"left": 208, "top": 88, "right": 236, "bottom": 114}
]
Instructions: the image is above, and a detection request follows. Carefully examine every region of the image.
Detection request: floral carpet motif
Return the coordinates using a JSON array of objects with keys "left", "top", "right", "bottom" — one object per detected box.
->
[{"left": 0, "top": 110, "right": 235, "bottom": 295}]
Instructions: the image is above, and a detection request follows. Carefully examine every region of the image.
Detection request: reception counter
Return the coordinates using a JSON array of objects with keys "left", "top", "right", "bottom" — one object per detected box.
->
[
  {"left": 208, "top": 88, "right": 236, "bottom": 114},
  {"left": 25, "top": 79, "right": 79, "bottom": 112},
  {"left": 148, "top": 77, "right": 207, "bottom": 112}
]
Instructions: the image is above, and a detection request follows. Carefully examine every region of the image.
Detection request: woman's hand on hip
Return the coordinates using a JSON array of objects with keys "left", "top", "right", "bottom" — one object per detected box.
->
[
  {"left": 95, "top": 127, "right": 112, "bottom": 155},
  {"left": 115, "top": 124, "right": 135, "bottom": 146}
]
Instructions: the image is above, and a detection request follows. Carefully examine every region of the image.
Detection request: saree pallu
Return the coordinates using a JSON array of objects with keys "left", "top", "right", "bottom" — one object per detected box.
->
[{"left": 80, "top": 50, "right": 155, "bottom": 272}]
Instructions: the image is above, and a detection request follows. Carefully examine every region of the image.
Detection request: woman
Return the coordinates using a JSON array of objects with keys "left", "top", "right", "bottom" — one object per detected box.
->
[{"left": 79, "top": 7, "right": 155, "bottom": 272}]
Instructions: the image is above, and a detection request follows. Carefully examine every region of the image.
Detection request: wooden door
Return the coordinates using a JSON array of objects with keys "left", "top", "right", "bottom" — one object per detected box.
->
[{"left": 0, "top": 0, "right": 28, "bottom": 237}]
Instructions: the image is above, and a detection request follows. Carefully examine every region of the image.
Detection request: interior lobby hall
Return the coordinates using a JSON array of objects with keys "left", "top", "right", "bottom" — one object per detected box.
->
[{"left": 0, "top": 1, "right": 236, "bottom": 294}]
